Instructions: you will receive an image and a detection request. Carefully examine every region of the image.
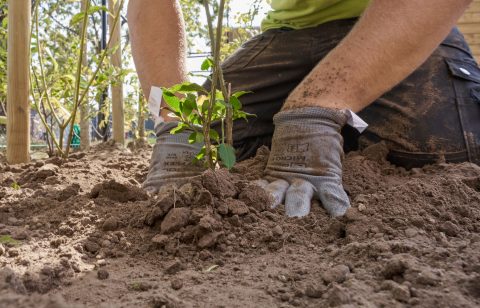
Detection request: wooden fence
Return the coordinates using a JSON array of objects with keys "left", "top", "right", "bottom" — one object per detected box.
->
[{"left": 458, "top": 0, "right": 480, "bottom": 62}]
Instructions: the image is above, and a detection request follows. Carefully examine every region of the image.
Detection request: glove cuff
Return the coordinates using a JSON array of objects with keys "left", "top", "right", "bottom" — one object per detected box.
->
[{"left": 274, "top": 107, "right": 348, "bottom": 127}]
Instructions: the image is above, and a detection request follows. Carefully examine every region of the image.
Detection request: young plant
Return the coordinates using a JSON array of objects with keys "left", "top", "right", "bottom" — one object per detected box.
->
[
  {"left": 161, "top": 0, "right": 253, "bottom": 170},
  {"left": 162, "top": 79, "right": 251, "bottom": 170}
]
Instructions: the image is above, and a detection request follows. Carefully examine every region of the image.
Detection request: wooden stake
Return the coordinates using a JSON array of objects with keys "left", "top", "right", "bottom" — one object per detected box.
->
[
  {"left": 7, "top": 0, "right": 31, "bottom": 164},
  {"left": 80, "top": 0, "right": 90, "bottom": 150},
  {"left": 109, "top": 0, "right": 125, "bottom": 145},
  {"left": 80, "top": 0, "right": 91, "bottom": 150}
]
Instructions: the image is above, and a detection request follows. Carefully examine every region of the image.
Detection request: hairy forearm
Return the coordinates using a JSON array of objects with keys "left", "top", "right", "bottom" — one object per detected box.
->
[
  {"left": 284, "top": 0, "right": 473, "bottom": 112},
  {"left": 127, "top": 0, "right": 187, "bottom": 99}
]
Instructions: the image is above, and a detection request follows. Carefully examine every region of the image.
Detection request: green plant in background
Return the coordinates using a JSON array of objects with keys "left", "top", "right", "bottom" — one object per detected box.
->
[
  {"left": 0, "top": 0, "right": 261, "bottom": 152},
  {"left": 30, "top": 0, "right": 126, "bottom": 157},
  {"left": 162, "top": 0, "right": 254, "bottom": 170}
]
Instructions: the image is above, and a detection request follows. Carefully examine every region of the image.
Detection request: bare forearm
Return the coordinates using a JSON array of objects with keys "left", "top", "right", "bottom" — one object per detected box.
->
[
  {"left": 284, "top": 0, "right": 472, "bottom": 112},
  {"left": 127, "top": 0, "right": 187, "bottom": 99}
]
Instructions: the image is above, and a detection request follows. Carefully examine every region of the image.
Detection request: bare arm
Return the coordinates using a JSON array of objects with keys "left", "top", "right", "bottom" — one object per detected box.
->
[
  {"left": 283, "top": 0, "right": 473, "bottom": 112},
  {"left": 127, "top": 0, "right": 187, "bottom": 101}
]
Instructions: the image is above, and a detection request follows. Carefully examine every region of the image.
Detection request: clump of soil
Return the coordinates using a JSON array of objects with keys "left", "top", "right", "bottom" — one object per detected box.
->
[
  {"left": 143, "top": 168, "right": 279, "bottom": 253},
  {"left": 0, "top": 144, "right": 479, "bottom": 307}
]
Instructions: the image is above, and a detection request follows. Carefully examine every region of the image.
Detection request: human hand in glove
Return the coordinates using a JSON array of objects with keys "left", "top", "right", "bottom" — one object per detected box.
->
[
  {"left": 260, "top": 107, "right": 350, "bottom": 217},
  {"left": 143, "top": 122, "right": 205, "bottom": 194}
]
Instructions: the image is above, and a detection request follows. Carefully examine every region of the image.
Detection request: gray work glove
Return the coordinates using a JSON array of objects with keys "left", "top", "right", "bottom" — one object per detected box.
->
[
  {"left": 143, "top": 122, "right": 205, "bottom": 194},
  {"left": 261, "top": 107, "right": 350, "bottom": 217}
]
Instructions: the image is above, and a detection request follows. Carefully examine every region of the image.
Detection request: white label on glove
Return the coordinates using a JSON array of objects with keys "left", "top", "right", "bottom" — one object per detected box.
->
[
  {"left": 346, "top": 110, "right": 368, "bottom": 133},
  {"left": 148, "top": 86, "right": 164, "bottom": 126}
]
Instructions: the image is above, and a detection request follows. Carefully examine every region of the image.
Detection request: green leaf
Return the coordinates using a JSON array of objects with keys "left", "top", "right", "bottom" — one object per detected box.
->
[
  {"left": 218, "top": 143, "right": 236, "bottom": 170},
  {"left": 234, "top": 110, "right": 256, "bottom": 121},
  {"left": 183, "top": 94, "right": 197, "bottom": 117},
  {"left": 0, "top": 235, "right": 21, "bottom": 246},
  {"left": 188, "top": 113, "right": 202, "bottom": 125},
  {"left": 70, "top": 12, "right": 86, "bottom": 26},
  {"left": 0, "top": 116, "right": 6, "bottom": 125},
  {"left": 195, "top": 146, "right": 207, "bottom": 161},
  {"left": 170, "top": 123, "right": 188, "bottom": 134},
  {"left": 188, "top": 132, "right": 204, "bottom": 144},
  {"left": 171, "top": 82, "right": 208, "bottom": 94},
  {"left": 230, "top": 96, "right": 242, "bottom": 110},
  {"left": 11, "top": 182, "right": 20, "bottom": 190},
  {"left": 162, "top": 90, "right": 181, "bottom": 112},
  {"left": 88, "top": 5, "right": 108, "bottom": 15},
  {"left": 232, "top": 91, "right": 251, "bottom": 98},
  {"left": 201, "top": 58, "right": 214, "bottom": 71},
  {"left": 209, "top": 130, "right": 220, "bottom": 143}
]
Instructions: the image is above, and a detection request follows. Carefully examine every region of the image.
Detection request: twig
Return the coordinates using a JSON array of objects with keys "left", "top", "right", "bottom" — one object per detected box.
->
[
  {"left": 226, "top": 82, "right": 233, "bottom": 146},
  {"left": 65, "top": 0, "right": 125, "bottom": 156}
]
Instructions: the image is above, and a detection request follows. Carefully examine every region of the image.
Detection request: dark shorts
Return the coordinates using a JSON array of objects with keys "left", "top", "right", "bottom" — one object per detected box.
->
[{"left": 207, "top": 19, "right": 480, "bottom": 169}]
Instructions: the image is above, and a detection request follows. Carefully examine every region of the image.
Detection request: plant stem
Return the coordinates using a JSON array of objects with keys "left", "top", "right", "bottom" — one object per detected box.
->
[
  {"left": 65, "top": 0, "right": 125, "bottom": 156},
  {"left": 202, "top": 0, "right": 216, "bottom": 169},
  {"left": 30, "top": 75, "right": 64, "bottom": 155},
  {"left": 203, "top": 0, "right": 226, "bottom": 169},
  {"left": 34, "top": 1, "right": 63, "bottom": 128},
  {"left": 64, "top": 0, "right": 90, "bottom": 157},
  {"left": 226, "top": 82, "right": 233, "bottom": 146}
]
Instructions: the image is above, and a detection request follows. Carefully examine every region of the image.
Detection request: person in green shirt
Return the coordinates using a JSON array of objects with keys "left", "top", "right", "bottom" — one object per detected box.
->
[
  {"left": 128, "top": 0, "right": 479, "bottom": 217},
  {"left": 262, "top": 0, "right": 369, "bottom": 30}
]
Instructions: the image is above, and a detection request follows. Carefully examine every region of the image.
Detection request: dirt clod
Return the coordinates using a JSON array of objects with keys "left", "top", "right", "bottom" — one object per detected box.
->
[
  {"left": 1, "top": 144, "right": 479, "bottom": 307},
  {"left": 322, "top": 265, "right": 350, "bottom": 284},
  {"left": 97, "top": 269, "right": 109, "bottom": 280},
  {"left": 170, "top": 279, "right": 183, "bottom": 290},
  {"left": 102, "top": 217, "right": 120, "bottom": 231},
  {"left": 160, "top": 208, "right": 191, "bottom": 234}
]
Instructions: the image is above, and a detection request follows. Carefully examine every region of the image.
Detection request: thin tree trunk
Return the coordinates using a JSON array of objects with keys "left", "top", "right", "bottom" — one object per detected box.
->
[
  {"left": 108, "top": 0, "right": 124, "bottom": 145},
  {"left": 7, "top": 0, "right": 31, "bottom": 164},
  {"left": 80, "top": 0, "right": 90, "bottom": 150}
]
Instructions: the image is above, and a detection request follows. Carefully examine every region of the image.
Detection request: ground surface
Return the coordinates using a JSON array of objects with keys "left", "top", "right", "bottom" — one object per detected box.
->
[{"left": 0, "top": 142, "right": 479, "bottom": 308}]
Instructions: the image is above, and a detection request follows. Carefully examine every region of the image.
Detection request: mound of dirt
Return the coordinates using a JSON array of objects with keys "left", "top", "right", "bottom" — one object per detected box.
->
[{"left": 0, "top": 143, "right": 479, "bottom": 307}]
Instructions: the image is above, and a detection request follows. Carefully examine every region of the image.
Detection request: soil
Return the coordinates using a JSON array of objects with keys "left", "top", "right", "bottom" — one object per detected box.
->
[{"left": 0, "top": 143, "right": 479, "bottom": 307}]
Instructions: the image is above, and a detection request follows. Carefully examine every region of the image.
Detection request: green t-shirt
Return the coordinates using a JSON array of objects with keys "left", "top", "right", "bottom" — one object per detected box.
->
[{"left": 262, "top": 0, "right": 370, "bottom": 31}]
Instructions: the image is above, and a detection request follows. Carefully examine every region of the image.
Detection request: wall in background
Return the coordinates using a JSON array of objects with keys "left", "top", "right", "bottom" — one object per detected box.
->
[{"left": 458, "top": 0, "right": 480, "bottom": 62}]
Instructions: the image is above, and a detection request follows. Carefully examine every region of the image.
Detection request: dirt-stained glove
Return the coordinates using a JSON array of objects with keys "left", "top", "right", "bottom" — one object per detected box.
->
[
  {"left": 143, "top": 122, "right": 205, "bottom": 193},
  {"left": 261, "top": 107, "right": 350, "bottom": 217}
]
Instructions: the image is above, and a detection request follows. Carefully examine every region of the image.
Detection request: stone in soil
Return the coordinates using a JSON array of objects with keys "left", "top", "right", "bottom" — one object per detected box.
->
[
  {"left": 390, "top": 283, "right": 411, "bottom": 302},
  {"left": 97, "top": 269, "right": 109, "bottom": 280},
  {"left": 322, "top": 265, "right": 350, "bottom": 284},
  {"left": 171, "top": 279, "right": 183, "bottom": 290},
  {"left": 102, "top": 217, "right": 120, "bottom": 231},
  {"left": 327, "top": 285, "right": 351, "bottom": 306},
  {"left": 164, "top": 259, "right": 185, "bottom": 275},
  {"left": 305, "top": 283, "right": 326, "bottom": 298},
  {"left": 197, "top": 231, "right": 223, "bottom": 249}
]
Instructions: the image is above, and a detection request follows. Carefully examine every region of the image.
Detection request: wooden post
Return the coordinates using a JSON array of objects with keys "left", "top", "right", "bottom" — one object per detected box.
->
[
  {"left": 108, "top": 0, "right": 125, "bottom": 145},
  {"left": 79, "top": 0, "right": 91, "bottom": 150},
  {"left": 7, "top": 0, "right": 31, "bottom": 164}
]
